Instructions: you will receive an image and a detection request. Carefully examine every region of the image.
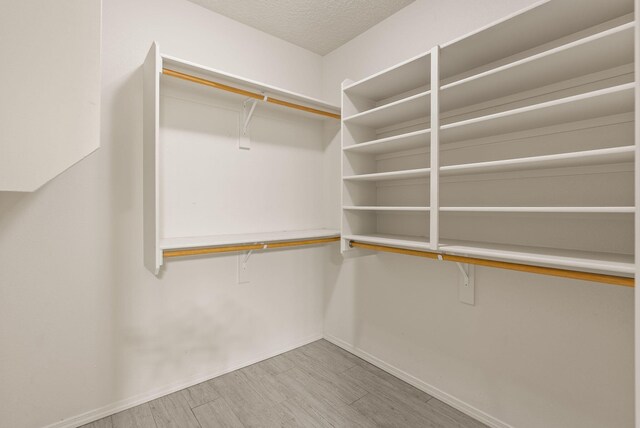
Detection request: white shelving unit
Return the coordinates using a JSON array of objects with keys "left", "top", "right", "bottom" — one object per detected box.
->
[
  {"left": 144, "top": 43, "right": 341, "bottom": 275},
  {"left": 341, "top": 0, "right": 636, "bottom": 279}
]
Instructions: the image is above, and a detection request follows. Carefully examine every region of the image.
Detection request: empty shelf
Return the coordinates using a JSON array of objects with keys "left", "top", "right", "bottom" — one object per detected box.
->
[
  {"left": 441, "top": 83, "right": 635, "bottom": 143},
  {"left": 343, "top": 233, "right": 432, "bottom": 251},
  {"left": 346, "top": 236, "right": 634, "bottom": 275},
  {"left": 343, "top": 168, "right": 430, "bottom": 182},
  {"left": 343, "top": 52, "right": 430, "bottom": 101},
  {"left": 161, "top": 229, "right": 340, "bottom": 251},
  {"left": 162, "top": 55, "right": 340, "bottom": 117},
  {"left": 344, "top": 206, "right": 430, "bottom": 212},
  {"left": 440, "top": 146, "right": 634, "bottom": 176},
  {"left": 439, "top": 0, "right": 633, "bottom": 79},
  {"left": 441, "top": 206, "right": 635, "bottom": 213},
  {"left": 441, "top": 22, "right": 634, "bottom": 112},
  {"left": 343, "top": 129, "right": 431, "bottom": 155},
  {"left": 438, "top": 239, "right": 635, "bottom": 275},
  {"left": 343, "top": 91, "right": 430, "bottom": 129}
]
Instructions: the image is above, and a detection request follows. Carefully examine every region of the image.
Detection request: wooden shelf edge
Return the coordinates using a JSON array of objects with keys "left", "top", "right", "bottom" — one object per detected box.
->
[
  {"left": 164, "top": 236, "right": 340, "bottom": 258},
  {"left": 349, "top": 240, "right": 634, "bottom": 287}
]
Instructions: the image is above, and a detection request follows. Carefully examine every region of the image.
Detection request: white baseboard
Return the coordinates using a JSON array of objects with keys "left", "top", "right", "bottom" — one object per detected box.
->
[
  {"left": 323, "top": 334, "right": 513, "bottom": 428},
  {"left": 43, "top": 333, "right": 323, "bottom": 428}
]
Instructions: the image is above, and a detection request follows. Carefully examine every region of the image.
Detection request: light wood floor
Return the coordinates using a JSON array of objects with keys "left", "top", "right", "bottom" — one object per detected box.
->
[{"left": 82, "top": 339, "right": 487, "bottom": 428}]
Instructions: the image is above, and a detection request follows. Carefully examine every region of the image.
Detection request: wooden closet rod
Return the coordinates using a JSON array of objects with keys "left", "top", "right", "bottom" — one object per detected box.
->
[
  {"left": 349, "top": 241, "right": 634, "bottom": 287},
  {"left": 164, "top": 236, "right": 340, "bottom": 258},
  {"left": 162, "top": 68, "right": 341, "bottom": 120}
]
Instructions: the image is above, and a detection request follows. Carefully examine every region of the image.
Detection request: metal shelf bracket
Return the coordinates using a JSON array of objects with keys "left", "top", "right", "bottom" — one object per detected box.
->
[
  {"left": 238, "top": 249, "right": 254, "bottom": 284},
  {"left": 239, "top": 94, "right": 267, "bottom": 150},
  {"left": 456, "top": 263, "right": 475, "bottom": 305}
]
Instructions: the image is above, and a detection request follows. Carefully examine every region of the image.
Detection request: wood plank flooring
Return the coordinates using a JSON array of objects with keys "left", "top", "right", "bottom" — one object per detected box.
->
[{"left": 81, "top": 340, "right": 486, "bottom": 428}]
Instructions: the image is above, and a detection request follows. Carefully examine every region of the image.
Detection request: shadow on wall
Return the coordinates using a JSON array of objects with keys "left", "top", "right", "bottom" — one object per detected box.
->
[{"left": 0, "top": 192, "right": 28, "bottom": 230}]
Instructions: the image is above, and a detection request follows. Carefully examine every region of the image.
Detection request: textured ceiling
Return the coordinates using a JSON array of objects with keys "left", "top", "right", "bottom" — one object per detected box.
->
[{"left": 187, "top": 0, "right": 416, "bottom": 55}]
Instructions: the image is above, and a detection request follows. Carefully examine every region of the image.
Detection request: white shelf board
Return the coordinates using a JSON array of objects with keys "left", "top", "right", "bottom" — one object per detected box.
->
[
  {"left": 144, "top": 43, "right": 161, "bottom": 275},
  {"left": 440, "top": 146, "right": 635, "bottom": 176},
  {"left": 439, "top": 239, "right": 635, "bottom": 275},
  {"left": 343, "top": 234, "right": 634, "bottom": 275},
  {"left": 343, "top": 52, "right": 430, "bottom": 101},
  {"left": 161, "top": 54, "right": 340, "bottom": 116},
  {"left": 441, "top": 83, "right": 635, "bottom": 143},
  {"left": 441, "top": 22, "right": 635, "bottom": 112},
  {"left": 439, "top": 0, "right": 634, "bottom": 79},
  {"left": 343, "top": 129, "right": 431, "bottom": 155},
  {"left": 343, "top": 206, "right": 430, "bottom": 212},
  {"left": 343, "top": 91, "right": 430, "bottom": 129},
  {"left": 441, "top": 206, "right": 635, "bottom": 213},
  {"left": 160, "top": 229, "right": 340, "bottom": 251},
  {"left": 343, "top": 168, "right": 430, "bottom": 182},
  {"left": 342, "top": 233, "right": 432, "bottom": 251}
]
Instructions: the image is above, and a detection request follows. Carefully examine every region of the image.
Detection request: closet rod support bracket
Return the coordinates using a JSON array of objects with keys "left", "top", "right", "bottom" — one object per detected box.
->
[
  {"left": 243, "top": 249, "right": 254, "bottom": 265},
  {"left": 239, "top": 94, "right": 268, "bottom": 150},
  {"left": 238, "top": 249, "right": 257, "bottom": 284},
  {"left": 456, "top": 262, "right": 469, "bottom": 286},
  {"left": 455, "top": 262, "right": 475, "bottom": 305}
]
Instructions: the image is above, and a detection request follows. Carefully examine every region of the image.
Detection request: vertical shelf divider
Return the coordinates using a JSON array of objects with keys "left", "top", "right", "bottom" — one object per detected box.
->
[
  {"left": 143, "top": 42, "right": 161, "bottom": 275},
  {"left": 429, "top": 46, "right": 440, "bottom": 251},
  {"left": 341, "top": 78, "right": 354, "bottom": 253},
  {"left": 634, "top": 1, "right": 639, "bottom": 422}
]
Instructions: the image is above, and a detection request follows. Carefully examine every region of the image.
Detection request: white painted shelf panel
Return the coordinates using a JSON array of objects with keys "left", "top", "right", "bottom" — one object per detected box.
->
[
  {"left": 161, "top": 54, "right": 340, "bottom": 118},
  {"left": 343, "top": 129, "right": 431, "bottom": 155},
  {"left": 343, "top": 52, "right": 430, "bottom": 101},
  {"left": 343, "top": 91, "right": 430, "bottom": 129},
  {"left": 441, "top": 83, "right": 635, "bottom": 143},
  {"left": 439, "top": 239, "right": 635, "bottom": 275},
  {"left": 440, "top": 146, "right": 634, "bottom": 176},
  {"left": 343, "top": 168, "right": 430, "bottom": 182},
  {"left": 160, "top": 229, "right": 340, "bottom": 251},
  {"left": 342, "top": 233, "right": 432, "bottom": 251},
  {"left": 441, "top": 22, "right": 634, "bottom": 112},
  {"left": 343, "top": 234, "right": 634, "bottom": 275},
  {"left": 343, "top": 206, "right": 430, "bottom": 212},
  {"left": 441, "top": 207, "right": 635, "bottom": 213},
  {"left": 439, "top": 0, "right": 633, "bottom": 79}
]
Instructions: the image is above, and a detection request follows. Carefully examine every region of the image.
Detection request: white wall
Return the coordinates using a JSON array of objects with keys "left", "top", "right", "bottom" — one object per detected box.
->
[
  {"left": 0, "top": 0, "right": 329, "bottom": 427},
  {"left": 0, "top": 0, "right": 101, "bottom": 192},
  {"left": 322, "top": 1, "right": 635, "bottom": 427}
]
